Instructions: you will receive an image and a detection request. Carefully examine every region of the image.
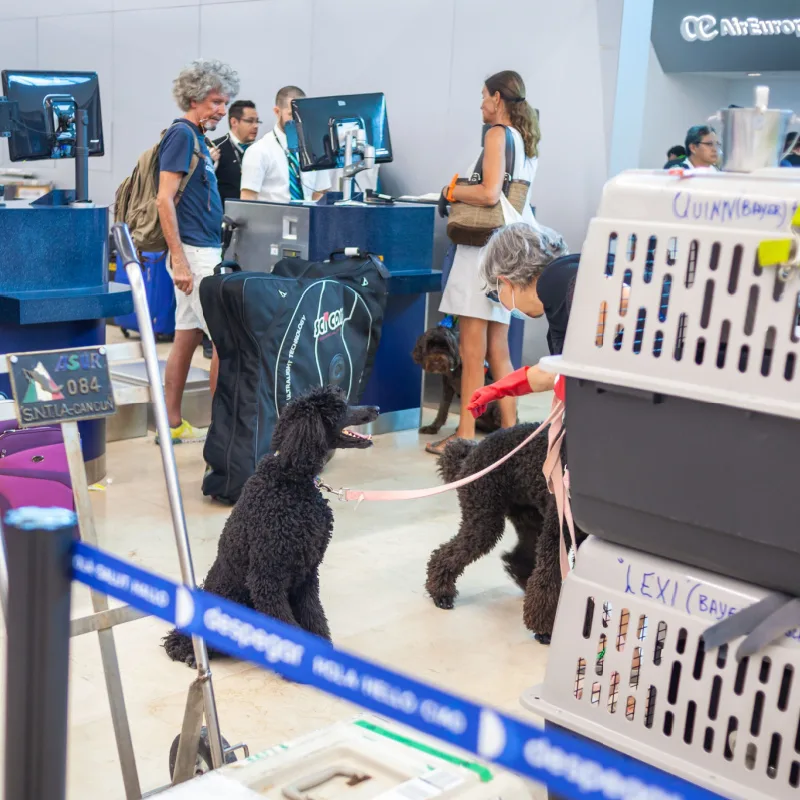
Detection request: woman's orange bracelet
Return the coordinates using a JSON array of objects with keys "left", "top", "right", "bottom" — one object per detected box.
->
[{"left": 446, "top": 174, "right": 459, "bottom": 203}]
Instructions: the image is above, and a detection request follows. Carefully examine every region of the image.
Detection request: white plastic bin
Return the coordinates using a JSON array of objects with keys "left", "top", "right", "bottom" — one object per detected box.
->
[{"left": 158, "top": 714, "right": 532, "bottom": 800}]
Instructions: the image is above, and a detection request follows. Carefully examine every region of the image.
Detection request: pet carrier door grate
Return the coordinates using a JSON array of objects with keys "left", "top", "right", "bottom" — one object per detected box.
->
[{"left": 523, "top": 537, "right": 800, "bottom": 800}]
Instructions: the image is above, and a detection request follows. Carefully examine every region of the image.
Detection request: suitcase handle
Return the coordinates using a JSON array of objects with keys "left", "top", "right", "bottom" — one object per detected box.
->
[
  {"left": 281, "top": 767, "right": 371, "bottom": 800},
  {"left": 214, "top": 260, "right": 241, "bottom": 275},
  {"left": 330, "top": 248, "right": 364, "bottom": 260}
]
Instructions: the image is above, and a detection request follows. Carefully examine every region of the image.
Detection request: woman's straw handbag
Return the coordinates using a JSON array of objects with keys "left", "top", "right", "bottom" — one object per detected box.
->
[{"left": 446, "top": 125, "right": 530, "bottom": 247}]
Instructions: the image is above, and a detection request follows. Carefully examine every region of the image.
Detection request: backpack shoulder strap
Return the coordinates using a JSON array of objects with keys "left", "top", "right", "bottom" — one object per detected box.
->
[{"left": 162, "top": 119, "right": 204, "bottom": 202}]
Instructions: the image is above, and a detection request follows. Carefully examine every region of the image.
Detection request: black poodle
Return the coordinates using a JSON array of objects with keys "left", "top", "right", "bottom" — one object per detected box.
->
[
  {"left": 163, "top": 386, "right": 379, "bottom": 666},
  {"left": 411, "top": 324, "right": 502, "bottom": 435},
  {"left": 424, "top": 425, "right": 586, "bottom": 642}
]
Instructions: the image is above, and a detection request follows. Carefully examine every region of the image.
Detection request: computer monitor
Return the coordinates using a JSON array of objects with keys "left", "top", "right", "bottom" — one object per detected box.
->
[
  {"left": 1, "top": 70, "right": 104, "bottom": 161},
  {"left": 291, "top": 92, "right": 392, "bottom": 172}
]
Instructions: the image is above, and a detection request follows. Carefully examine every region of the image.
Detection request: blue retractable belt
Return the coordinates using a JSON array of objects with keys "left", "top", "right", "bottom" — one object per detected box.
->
[{"left": 71, "top": 541, "right": 724, "bottom": 800}]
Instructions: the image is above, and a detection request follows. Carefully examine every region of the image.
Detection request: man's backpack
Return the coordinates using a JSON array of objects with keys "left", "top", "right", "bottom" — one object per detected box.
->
[{"left": 114, "top": 120, "right": 202, "bottom": 253}]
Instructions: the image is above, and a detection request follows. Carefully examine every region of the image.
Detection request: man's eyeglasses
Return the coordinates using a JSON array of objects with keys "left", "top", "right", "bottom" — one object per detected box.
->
[
  {"left": 698, "top": 140, "right": 720, "bottom": 149},
  {"left": 240, "top": 117, "right": 262, "bottom": 125}
]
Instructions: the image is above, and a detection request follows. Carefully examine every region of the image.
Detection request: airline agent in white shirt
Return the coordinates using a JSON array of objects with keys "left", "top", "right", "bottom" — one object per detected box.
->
[
  {"left": 240, "top": 85, "right": 331, "bottom": 202},
  {"left": 682, "top": 125, "right": 721, "bottom": 172}
]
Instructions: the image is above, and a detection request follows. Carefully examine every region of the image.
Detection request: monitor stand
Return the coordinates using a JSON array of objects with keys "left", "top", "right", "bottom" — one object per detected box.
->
[
  {"left": 72, "top": 108, "right": 91, "bottom": 205},
  {"left": 336, "top": 130, "right": 375, "bottom": 206}
]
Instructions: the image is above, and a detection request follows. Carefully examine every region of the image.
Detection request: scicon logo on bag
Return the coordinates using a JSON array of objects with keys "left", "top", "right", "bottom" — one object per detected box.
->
[{"left": 314, "top": 308, "right": 345, "bottom": 339}]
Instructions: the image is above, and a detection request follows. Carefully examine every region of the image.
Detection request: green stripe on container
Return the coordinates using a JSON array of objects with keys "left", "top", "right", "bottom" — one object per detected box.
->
[{"left": 353, "top": 720, "right": 493, "bottom": 783}]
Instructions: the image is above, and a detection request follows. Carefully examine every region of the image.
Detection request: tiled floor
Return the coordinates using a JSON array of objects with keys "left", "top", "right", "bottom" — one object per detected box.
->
[{"left": 2, "top": 331, "right": 556, "bottom": 798}]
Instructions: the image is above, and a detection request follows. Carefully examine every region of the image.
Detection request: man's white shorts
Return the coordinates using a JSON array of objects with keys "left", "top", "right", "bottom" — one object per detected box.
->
[{"left": 166, "top": 245, "right": 222, "bottom": 337}]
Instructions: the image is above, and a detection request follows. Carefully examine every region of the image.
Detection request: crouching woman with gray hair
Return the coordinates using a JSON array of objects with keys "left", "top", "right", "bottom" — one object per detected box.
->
[{"left": 467, "top": 222, "right": 579, "bottom": 418}]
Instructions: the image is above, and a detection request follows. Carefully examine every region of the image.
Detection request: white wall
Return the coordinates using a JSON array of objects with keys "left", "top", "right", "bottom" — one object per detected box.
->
[
  {"left": 728, "top": 76, "right": 800, "bottom": 122},
  {"left": 0, "top": 0, "right": 615, "bottom": 364},
  {"left": 637, "top": 45, "right": 732, "bottom": 168},
  {"left": 597, "top": 0, "right": 624, "bottom": 162},
  {"left": 1, "top": 0, "right": 612, "bottom": 244}
]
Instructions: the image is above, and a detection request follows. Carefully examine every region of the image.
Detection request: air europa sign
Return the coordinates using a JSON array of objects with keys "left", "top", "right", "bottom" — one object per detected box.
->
[
  {"left": 652, "top": 0, "right": 800, "bottom": 73},
  {"left": 681, "top": 15, "right": 800, "bottom": 42}
]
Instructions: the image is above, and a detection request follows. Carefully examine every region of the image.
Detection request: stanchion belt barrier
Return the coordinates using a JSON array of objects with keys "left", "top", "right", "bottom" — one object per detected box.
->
[{"left": 71, "top": 541, "right": 724, "bottom": 800}]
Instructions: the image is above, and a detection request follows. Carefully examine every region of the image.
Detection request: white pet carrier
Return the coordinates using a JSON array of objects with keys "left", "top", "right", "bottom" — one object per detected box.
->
[
  {"left": 523, "top": 536, "right": 800, "bottom": 800},
  {"left": 541, "top": 126, "right": 800, "bottom": 593}
]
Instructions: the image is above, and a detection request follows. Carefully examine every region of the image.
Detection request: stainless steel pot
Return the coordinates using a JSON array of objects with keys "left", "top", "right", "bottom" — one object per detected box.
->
[{"left": 709, "top": 86, "right": 799, "bottom": 173}]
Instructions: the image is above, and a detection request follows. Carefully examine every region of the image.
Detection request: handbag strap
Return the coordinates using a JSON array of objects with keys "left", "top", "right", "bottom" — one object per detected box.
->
[{"left": 472, "top": 125, "right": 516, "bottom": 196}]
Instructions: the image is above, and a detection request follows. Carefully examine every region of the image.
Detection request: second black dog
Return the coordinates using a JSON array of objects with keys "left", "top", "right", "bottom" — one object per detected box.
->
[{"left": 425, "top": 425, "right": 586, "bottom": 642}]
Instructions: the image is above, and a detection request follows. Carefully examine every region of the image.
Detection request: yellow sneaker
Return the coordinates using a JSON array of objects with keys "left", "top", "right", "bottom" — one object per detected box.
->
[{"left": 155, "top": 419, "right": 207, "bottom": 445}]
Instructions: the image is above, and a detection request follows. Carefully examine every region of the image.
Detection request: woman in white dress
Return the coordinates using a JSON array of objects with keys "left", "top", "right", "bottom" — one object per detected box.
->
[{"left": 428, "top": 70, "right": 540, "bottom": 455}]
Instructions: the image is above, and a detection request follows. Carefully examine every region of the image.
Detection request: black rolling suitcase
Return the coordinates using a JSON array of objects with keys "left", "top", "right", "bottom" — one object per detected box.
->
[{"left": 200, "top": 253, "right": 389, "bottom": 504}]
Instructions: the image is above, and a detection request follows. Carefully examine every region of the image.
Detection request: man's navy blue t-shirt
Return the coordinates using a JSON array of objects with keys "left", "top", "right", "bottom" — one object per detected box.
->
[{"left": 158, "top": 119, "right": 222, "bottom": 248}]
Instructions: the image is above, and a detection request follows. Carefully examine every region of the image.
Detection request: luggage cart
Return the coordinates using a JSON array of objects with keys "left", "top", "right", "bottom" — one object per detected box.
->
[{"left": 0, "top": 222, "right": 248, "bottom": 796}]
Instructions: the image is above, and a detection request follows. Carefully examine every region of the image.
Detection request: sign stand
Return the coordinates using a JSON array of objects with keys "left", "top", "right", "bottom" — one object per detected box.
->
[{"left": 0, "top": 222, "right": 248, "bottom": 797}]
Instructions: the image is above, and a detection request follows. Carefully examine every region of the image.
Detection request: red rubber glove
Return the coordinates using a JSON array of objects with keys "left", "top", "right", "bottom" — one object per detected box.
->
[{"left": 467, "top": 366, "right": 532, "bottom": 419}]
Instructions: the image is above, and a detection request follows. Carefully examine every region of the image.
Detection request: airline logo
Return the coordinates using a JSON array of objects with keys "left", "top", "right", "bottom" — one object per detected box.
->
[{"left": 314, "top": 308, "right": 345, "bottom": 339}]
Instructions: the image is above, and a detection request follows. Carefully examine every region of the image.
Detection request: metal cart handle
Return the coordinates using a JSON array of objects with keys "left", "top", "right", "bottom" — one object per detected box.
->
[{"left": 281, "top": 767, "right": 371, "bottom": 800}]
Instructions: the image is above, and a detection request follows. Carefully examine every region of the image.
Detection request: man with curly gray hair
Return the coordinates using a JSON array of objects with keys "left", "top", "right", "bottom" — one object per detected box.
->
[{"left": 157, "top": 59, "right": 239, "bottom": 445}]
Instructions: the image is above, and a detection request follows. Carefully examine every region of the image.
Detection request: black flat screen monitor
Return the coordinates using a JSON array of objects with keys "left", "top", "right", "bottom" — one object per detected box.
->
[
  {"left": 1, "top": 69, "right": 104, "bottom": 161},
  {"left": 291, "top": 92, "right": 392, "bottom": 172}
]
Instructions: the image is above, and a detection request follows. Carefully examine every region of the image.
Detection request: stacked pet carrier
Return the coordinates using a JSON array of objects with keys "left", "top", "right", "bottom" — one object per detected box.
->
[{"left": 524, "top": 87, "right": 800, "bottom": 800}]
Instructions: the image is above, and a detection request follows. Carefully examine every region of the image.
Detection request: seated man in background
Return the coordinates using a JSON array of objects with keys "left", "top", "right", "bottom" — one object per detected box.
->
[
  {"left": 663, "top": 144, "right": 686, "bottom": 169},
  {"left": 240, "top": 85, "right": 331, "bottom": 203}
]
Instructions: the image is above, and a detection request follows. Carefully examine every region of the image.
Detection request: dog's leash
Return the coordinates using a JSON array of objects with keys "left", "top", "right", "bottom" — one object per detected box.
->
[
  {"left": 318, "top": 382, "right": 576, "bottom": 579},
  {"left": 319, "top": 402, "right": 561, "bottom": 505}
]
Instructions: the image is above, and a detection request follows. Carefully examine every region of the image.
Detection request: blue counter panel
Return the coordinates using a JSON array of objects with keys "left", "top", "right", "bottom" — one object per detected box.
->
[
  {"left": 0, "top": 283, "right": 133, "bottom": 325},
  {"left": 361, "top": 293, "right": 427, "bottom": 414},
  {"left": 0, "top": 204, "right": 109, "bottom": 293}
]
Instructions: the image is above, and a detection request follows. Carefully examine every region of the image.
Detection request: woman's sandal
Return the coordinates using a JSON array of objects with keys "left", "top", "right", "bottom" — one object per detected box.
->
[{"left": 425, "top": 433, "right": 459, "bottom": 456}]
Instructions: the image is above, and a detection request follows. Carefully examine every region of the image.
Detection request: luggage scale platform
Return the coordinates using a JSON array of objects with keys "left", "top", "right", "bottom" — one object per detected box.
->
[{"left": 157, "top": 714, "right": 532, "bottom": 800}]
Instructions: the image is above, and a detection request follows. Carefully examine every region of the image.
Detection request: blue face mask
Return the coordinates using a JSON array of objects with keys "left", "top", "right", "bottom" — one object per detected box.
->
[{"left": 486, "top": 283, "right": 537, "bottom": 321}]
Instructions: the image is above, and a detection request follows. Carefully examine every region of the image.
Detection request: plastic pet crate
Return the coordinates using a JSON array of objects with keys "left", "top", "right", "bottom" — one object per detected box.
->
[
  {"left": 158, "top": 714, "right": 533, "bottom": 800},
  {"left": 541, "top": 169, "right": 800, "bottom": 594},
  {"left": 523, "top": 536, "right": 800, "bottom": 800}
]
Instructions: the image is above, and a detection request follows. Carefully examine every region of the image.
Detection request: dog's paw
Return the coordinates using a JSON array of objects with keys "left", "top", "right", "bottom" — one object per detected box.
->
[
  {"left": 163, "top": 629, "right": 196, "bottom": 667},
  {"left": 418, "top": 424, "right": 441, "bottom": 435},
  {"left": 431, "top": 595, "right": 455, "bottom": 610},
  {"left": 533, "top": 633, "right": 552, "bottom": 646}
]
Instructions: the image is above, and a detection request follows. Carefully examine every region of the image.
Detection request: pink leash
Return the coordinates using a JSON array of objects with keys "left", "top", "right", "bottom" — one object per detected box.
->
[
  {"left": 322, "top": 401, "right": 562, "bottom": 504},
  {"left": 321, "top": 384, "right": 577, "bottom": 579}
]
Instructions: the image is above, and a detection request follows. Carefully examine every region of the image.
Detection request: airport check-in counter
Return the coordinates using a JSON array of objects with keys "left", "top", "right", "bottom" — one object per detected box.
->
[{"left": 223, "top": 197, "right": 440, "bottom": 433}]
